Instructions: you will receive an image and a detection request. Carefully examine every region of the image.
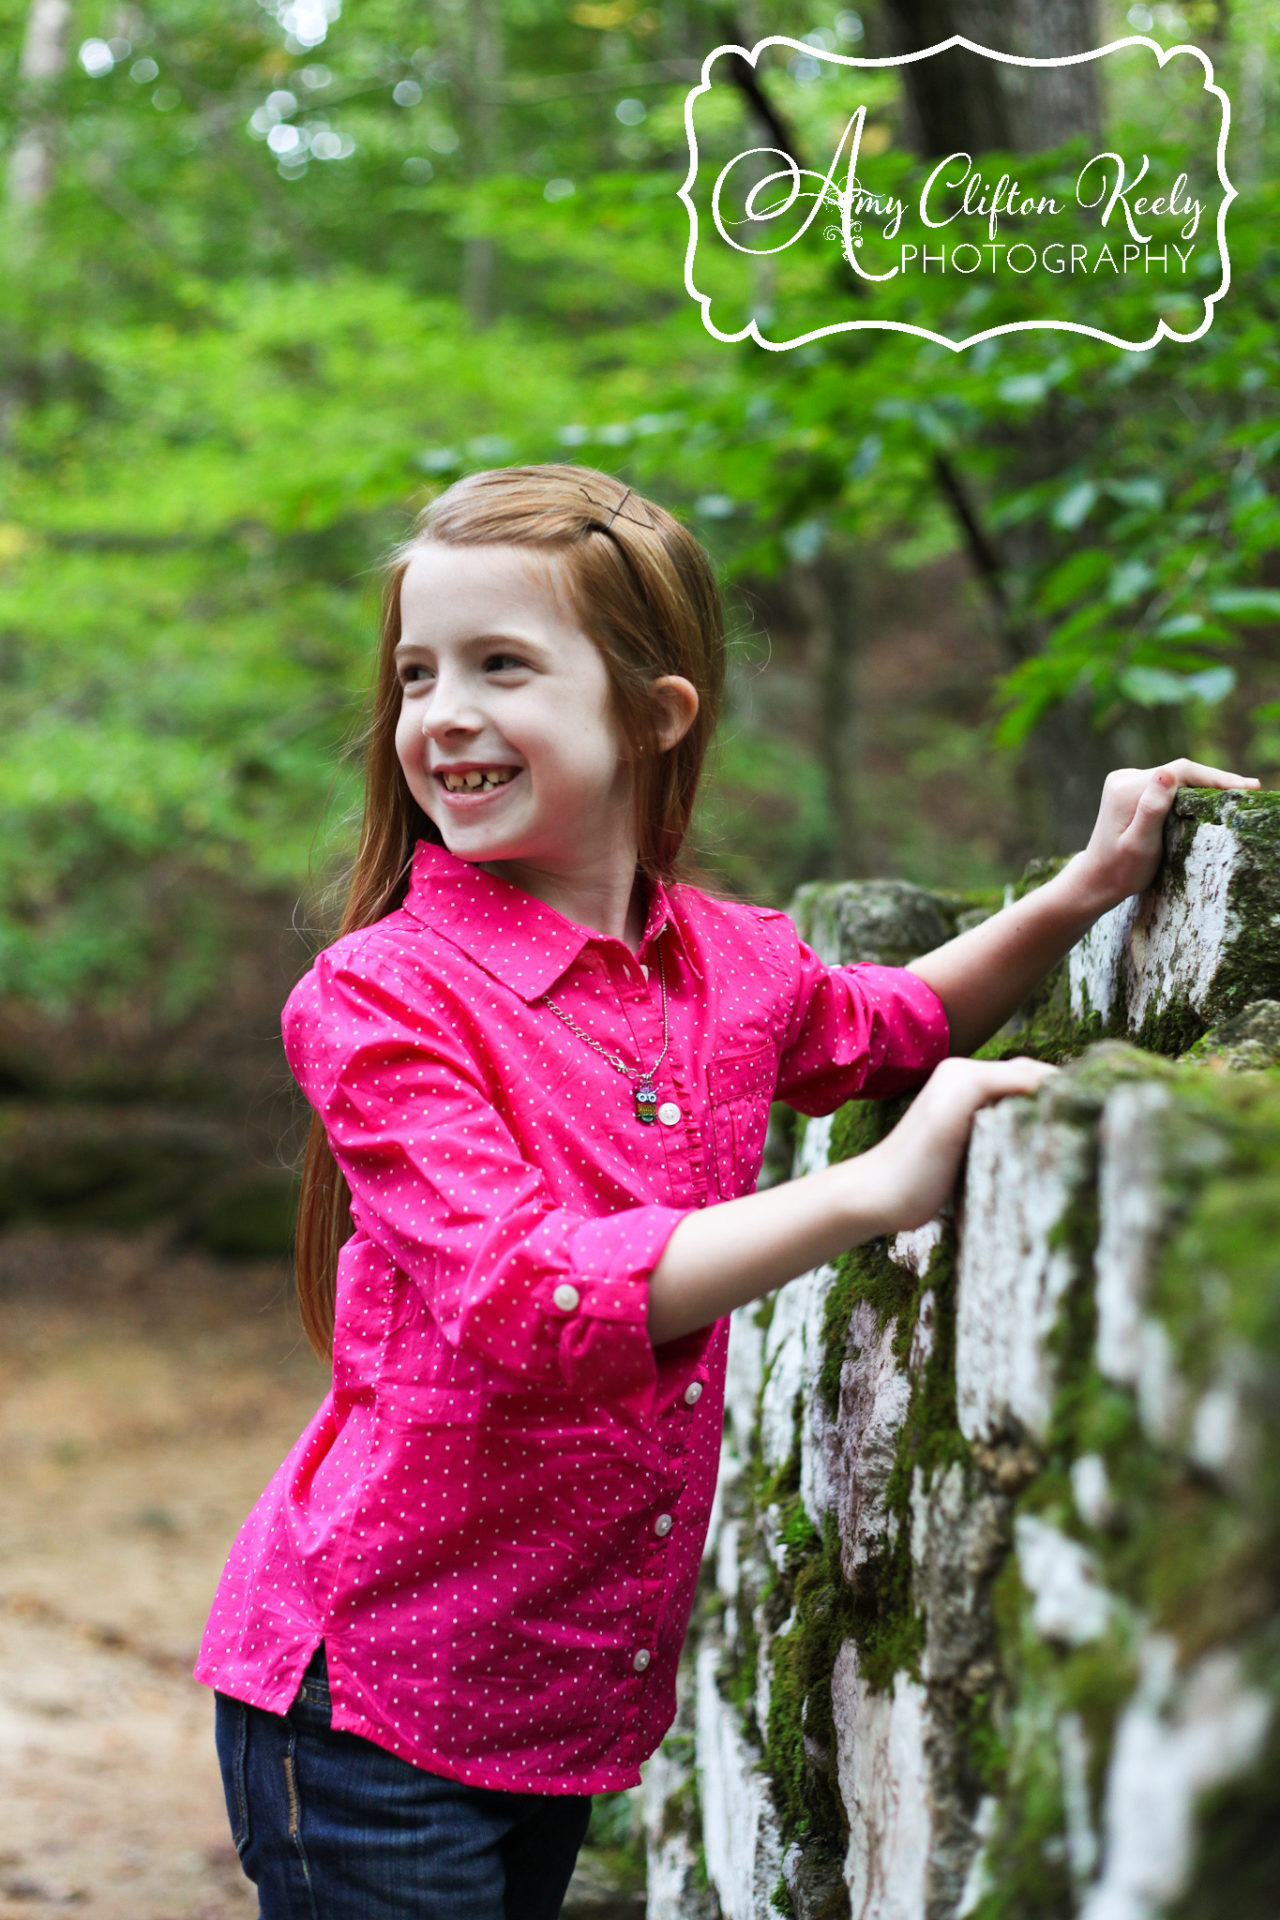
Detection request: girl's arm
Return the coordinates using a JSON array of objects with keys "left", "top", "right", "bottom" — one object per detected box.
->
[
  {"left": 904, "top": 850, "right": 1106, "bottom": 1059},
  {"left": 904, "top": 760, "right": 1260, "bottom": 1059},
  {"left": 647, "top": 1053, "right": 1056, "bottom": 1345}
]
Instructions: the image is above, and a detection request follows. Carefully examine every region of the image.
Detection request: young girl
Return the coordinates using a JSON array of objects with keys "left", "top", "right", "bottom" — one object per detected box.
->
[{"left": 195, "top": 462, "right": 1258, "bottom": 1919}]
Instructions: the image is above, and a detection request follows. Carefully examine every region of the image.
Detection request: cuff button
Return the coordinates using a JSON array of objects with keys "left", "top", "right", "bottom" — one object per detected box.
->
[{"left": 553, "top": 1284, "right": 580, "bottom": 1312}]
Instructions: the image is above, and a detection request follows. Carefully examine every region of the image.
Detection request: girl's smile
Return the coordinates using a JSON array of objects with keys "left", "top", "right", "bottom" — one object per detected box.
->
[{"left": 434, "top": 763, "right": 524, "bottom": 806}]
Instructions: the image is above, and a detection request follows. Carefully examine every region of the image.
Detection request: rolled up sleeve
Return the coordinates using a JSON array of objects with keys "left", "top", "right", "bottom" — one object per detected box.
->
[
  {"left": 768, "top": 925, "right": 951, "bottom": 1114},
  {"left": 282, "top": 946, "right": 693, "bottom": 1413}
]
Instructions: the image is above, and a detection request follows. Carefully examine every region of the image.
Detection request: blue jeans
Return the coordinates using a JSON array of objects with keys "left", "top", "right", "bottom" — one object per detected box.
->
[{"left": 214, "top": 1644, "right": 594, "bottom": 1918}]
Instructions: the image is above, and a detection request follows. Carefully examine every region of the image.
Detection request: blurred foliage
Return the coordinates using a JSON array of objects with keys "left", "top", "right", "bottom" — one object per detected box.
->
[{"left": 0, "top": 0, "right": 1277, "bottom": 1012}]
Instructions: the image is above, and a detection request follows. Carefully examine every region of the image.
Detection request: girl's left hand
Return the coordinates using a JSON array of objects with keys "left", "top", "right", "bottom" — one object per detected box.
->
[{"left": 1076, "top": 759, "right": 1262, "bottom": 911}]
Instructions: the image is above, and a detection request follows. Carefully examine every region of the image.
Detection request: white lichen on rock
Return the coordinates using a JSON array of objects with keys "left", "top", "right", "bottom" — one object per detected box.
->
[
  {"left": 1094, "top": 1080, "right": 1177, "bottom": 1388},
  {"left": 831, "top": 1299, "right": 912, "bottom": 1576},
  {"left": 832, "top": 1639, "right": 932, "bottom": 1920},
  {"left": 1069, "top": 821, "right": 1239, "bottom": 1030},
  {"left": 955, "top": 1095, "right": 1093, "bottom": 1442},
  {"left": 1093, "top": 1078, "right": 1231, "bottom": 1445},
  {"left": 1070, "top": 1453, "right": 1115, "bottom": 1530},
  {"left": 1014, "top": 1514, "right": 1115, "bottom": 1647},
  {"left": 889, "top": 1218, "right": 944, "bottom": 1277},
  {"left": 1080, "top": 1636, "right": 1272, "bottom": 1920},
  {"left": 756, "top": 1255, "right": 845, "bottom": 1528},
  {"left": 695, "top": 1641, "right": 785, "bottom": 1920}
]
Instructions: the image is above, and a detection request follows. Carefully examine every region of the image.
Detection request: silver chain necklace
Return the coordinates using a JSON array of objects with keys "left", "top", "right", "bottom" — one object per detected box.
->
[{"left": 538, "top": 940, "right": 670, "bottom": 1124}]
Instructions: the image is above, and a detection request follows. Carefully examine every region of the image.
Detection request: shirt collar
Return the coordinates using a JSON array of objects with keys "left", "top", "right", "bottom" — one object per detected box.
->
[{"left": 401, "top": 837, "right": 690, "bottom": 1002}]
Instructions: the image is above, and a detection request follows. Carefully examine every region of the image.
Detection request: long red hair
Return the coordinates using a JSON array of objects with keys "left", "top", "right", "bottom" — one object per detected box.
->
[{"left": 293, "top": 463, "right": 730, "bottom": 1363}]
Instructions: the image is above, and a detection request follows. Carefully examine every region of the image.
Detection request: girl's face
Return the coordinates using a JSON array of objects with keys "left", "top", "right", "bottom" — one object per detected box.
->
[{"left": 394, "top": 541, "right": 639, "bottom": 879}]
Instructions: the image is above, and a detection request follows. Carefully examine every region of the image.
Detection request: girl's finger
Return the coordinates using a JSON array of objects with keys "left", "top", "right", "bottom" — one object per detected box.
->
[{"left": 1149, "top": 759, "right": 1260, "bottom": 787}]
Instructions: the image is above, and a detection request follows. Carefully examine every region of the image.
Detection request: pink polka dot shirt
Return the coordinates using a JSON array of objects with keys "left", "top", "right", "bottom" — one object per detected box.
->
[{"left": 194, "top": 837, "right": 950, "bottom": 1794}]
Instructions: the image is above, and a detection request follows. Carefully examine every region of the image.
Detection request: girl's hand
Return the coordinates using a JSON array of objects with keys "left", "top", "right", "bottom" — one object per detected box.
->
[
  {"left": 1074, "top": 760, "right": 1261, "bottom": 912},
  {"left": 863, "top": 1054, "right": 1061, "bottom": 1233}
]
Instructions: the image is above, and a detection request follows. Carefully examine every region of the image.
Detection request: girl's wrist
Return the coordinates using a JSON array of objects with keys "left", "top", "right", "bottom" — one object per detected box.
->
[
  {"left": 1051, "top": 849, "right": 1125, "bottom": 925},
  {"left": 835, "top": 1140, "right": 906, "bottom": 1244}
]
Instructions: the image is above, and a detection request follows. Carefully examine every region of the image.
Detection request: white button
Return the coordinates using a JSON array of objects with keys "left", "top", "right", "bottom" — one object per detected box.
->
[
  {"left": 632, "top": 1648, "right": 651, "bottom": 1672},
  {"left": 684, "top": 1381, "right": 703, "bottom": 1406},
  {"left": 654, "top": 1513, "right": 673, "bottom": 1537},
  {"left": 552, "top": 1284, "right": 580, "bottom": 1312},
  {"left": 657, "top": 1102, "right": 681, "bottom": 1127}
]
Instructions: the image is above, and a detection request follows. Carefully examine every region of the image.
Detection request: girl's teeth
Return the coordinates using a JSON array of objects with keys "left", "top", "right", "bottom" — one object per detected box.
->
[{"left": 443, "top": 769, "right": 516, "bottom": 791}]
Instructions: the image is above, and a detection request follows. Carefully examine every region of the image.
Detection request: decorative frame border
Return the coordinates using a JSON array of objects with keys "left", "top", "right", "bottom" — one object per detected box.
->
[{"left": 678, "top": 35, "right": 1236, "bottom": 354}]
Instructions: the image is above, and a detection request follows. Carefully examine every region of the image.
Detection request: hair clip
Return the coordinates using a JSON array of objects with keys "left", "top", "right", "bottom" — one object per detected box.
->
[{"left": 576, "top": 484, "right": 660, "bottom": 534}]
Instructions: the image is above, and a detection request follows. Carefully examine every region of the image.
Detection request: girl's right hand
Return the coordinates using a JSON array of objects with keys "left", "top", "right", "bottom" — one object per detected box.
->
[{"left": 862, "top": 1054, "right": 1061, "bottom": 1232}]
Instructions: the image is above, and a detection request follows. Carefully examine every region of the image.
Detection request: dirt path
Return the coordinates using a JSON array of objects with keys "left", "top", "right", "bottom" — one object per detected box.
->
[
  {"left": 0, "top": 1222, "right": 323, "bottom": 1916},
  {"left": 0, "top": 1223, "right": 646, "bottom": 1919}
]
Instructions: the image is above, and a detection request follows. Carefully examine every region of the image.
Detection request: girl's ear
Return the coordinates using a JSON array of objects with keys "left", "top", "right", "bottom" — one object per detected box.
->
[{"left": 650, "top": 675, "right": 699, "bottom": 753}]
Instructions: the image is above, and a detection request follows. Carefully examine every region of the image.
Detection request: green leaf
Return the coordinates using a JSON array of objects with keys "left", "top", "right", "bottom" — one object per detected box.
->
[
  {"left": 1107, "top": 559, "right": 1156, "bottom": 606},
  {"left": 1105, "top": 477, "right": 1165, "bottom": 511},
  {"left": 1152, "top": 613, "right": 1233, "bottom": 643},
  {"left": 1117, "top": 666, "right": 1236, "bottom": 707},
  {"left": 1035, "top": 547, "right": 1112, "bottom": 616},
  {"left": 1207, "top": 589, "right": 1280, "bottom": 623},
  {"left": 997, "top": 374, "right": 1048, "bottom": 405},
  {"left": 1051, "top": 481, "right": 1097, "bottom": 531}
]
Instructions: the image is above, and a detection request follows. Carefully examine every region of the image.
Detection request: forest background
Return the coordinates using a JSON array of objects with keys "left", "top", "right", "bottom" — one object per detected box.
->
[
  {"left": 2, "top": 0, "right": 1278, "bottom": 1056},
  {"left": 0, "top": 1, "right": 1276, "bottom": 1910}
]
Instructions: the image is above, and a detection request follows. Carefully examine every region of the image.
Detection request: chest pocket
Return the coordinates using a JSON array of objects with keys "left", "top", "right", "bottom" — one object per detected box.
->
[{"left": 707, "top": 1046, "right": 777, "bottom": 1200}]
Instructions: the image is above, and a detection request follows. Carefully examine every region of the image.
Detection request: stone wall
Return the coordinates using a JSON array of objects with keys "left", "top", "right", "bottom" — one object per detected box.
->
[{"left": 642, "top": 788, "right": 1280, "bottom": 1920}]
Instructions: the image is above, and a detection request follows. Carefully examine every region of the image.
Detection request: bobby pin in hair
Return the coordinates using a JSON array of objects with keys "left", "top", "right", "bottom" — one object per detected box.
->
[{"left": 576, "top": 484, "right": 661, "bottom": 534}]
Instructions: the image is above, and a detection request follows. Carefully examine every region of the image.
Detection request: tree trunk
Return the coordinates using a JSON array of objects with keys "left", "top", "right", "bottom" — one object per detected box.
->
[
  {"left": 6, "top": 0, "right": 73, "bottom": 211},
  {"left": 458, "top": 0, "right": 501, "bottom": 331},
  {"left": 790, "top": 552, "right": 861, "bottom": 877},
  {"left": 876, "top": 0, "right": 1102, "bottom": 154},
  {"left": 1, "top": 0, "right": 73, "bottom": 455}
]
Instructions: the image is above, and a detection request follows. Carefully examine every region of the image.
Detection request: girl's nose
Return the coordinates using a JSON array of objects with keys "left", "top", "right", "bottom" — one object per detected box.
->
[{"left": 420, "top": 676, "right": 483, "bottom": 738}]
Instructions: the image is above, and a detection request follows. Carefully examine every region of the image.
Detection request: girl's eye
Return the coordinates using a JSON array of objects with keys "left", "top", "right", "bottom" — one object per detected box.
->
[{"left": 398, "top": 654, "right": 526, "bottom": 685}]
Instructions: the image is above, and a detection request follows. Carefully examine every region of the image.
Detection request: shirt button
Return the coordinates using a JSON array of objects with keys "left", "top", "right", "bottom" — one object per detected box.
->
[
  {"left": 654, "top": 1513, "right": 673, "bottom": 1537},
  {"left": 684, "top": 1381, "right": 703, "bottom": 1406},
  {"left": 657, "top": 1102, "right": 681, "bottom": 1127},
  {"left": 552, "top": 1284, "right": 580, "bottom": 1312},
  {"left": 633, "top": 1648, "right": 651, "bottom": 1672}
]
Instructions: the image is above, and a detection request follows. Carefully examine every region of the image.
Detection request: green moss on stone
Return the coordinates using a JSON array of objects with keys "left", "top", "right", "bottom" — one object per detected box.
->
[
  {"left": 840, "top": 1224, "right": 969, "bottom": 1694},
  {"left": 1043, "top": 1166, "right": 1101, "bottom": 1465},
  {"left": 817, "top": 1236, "right": 914, "bottom": 1422},
  {"left": 779, "top": 1492, "right": 821, "bottom": 1571},
  {"left": 765, "top": 1510, "right": 859, "bottom": 1850},
  {"left": 825, "top": 1087, "right": 912, "bottom": 1167},
  {"left": 969, "top": 1568, "right": 1090, "bottom": 1919},
  {"left": 657, "top": 1784, "right": 693, "bottom": 1844},
  {"left": 1176, "top": 791, "right": 1280, "bottom": 1028},
  {"left": 771, "top": 1873, "right": 798, "bottom": 1916}
]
